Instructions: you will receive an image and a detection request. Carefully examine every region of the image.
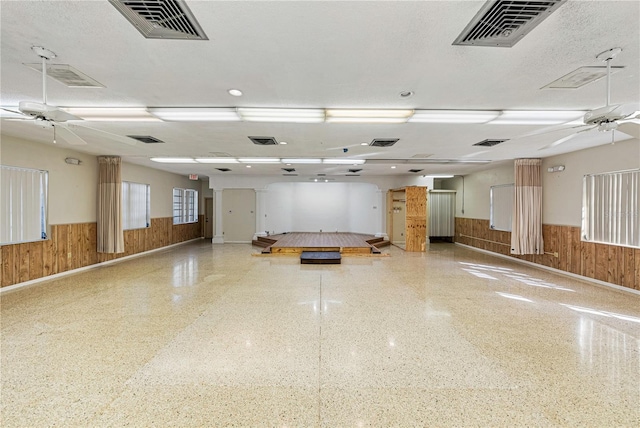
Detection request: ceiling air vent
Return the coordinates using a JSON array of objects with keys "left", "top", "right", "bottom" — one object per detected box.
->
[
  {"left": 453, "top": 0, "right": 567, "bottom": 47},
  {"left": 409, "top": 169, "right": 424, "bottom": 173},
  {"left": 24, "top": 64, "right": 104, "bottom": 88},
  {"left": 248, "top": 136, "right": 278, "bottom": 146},
  {"left": 283, "top": 173, "right": 298, "bottom": 177},
  {"left": 127, "top": 135, "right": 165, "bottom": 144},
  {"left": 370, "top": 138, "right": 399, "bottom": 147},
  {"left": 282, "top": 168, "right": 296, "bottom": 173},
  {"left": 109, "top": 0, "right": 208, "bottom": 40},
  {"left": 345, "top": 174, "right": 361, "bottom": 177},
  {"left": 317, "top": 173, "right": 326, "bottom": 177},
  {"left": 348, "top": 168, "right": 362, "bottom": 173},
  {"left": 473, "top": 138, "right": 508, "bottom": 147},
  {"left": 215, "top": 168, "right": 231, "bottom": 172}
]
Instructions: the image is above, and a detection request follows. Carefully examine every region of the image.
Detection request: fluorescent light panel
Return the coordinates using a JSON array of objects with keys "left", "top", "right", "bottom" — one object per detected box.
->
[
  {"left": 282, "top": 158, "right": 322, "bottom": 164},
  {"left": 490, "top": 110, "right": 586, "bottom": 125},
  {"left": 194, "top": 158, "right": 239, "bottom": 163},
  {"left": 410, "top": 110, "right": 499, "bottom": 124},
  {"left": 238, "top": 108, "right": 325, "bottom": 123},
  {"left": 322, "top": 159, "right": 366, "bottom": 165},
  {"left": 326, "top": 109, "right": 413, "bottom": 124},
  {"left": 63, "top": 108, "right": 161, "bottom": 122},
  {"left": 150, "top": 157, "right": 197, "bottom": 163},
  {"left": 237, "top": 158, "right": 281, "bottom": 163},
  {"left": 148, "top": 108, "right": 240, "bottom": 121}
]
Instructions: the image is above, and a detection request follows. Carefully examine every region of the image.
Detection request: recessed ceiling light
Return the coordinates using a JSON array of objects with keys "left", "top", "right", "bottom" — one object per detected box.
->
[
  {"left": 228, "top": 89, "right": 243, "bottom": 96},
  {"left": 246, "top": 165, "right": 252, "bottom": 168},
  {"left": 279, "top": 141, "right": 288, "bottom": 145},
  {"left": 399, "top": 91, "right": 414, "bottom": 98},
  {"left": 391, "top": 166, "right": 396, "bottom": 169},
  {"left": 286, "top": 163, "right": 292, "bottom": 166},
  {"left": 360, "top": 142, "right": 368, "bottom": 146}
]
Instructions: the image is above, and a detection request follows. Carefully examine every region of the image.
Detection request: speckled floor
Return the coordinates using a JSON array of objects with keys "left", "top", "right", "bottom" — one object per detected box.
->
[{"left": 1, "top": 242, "right": 639, "bottom": 427}]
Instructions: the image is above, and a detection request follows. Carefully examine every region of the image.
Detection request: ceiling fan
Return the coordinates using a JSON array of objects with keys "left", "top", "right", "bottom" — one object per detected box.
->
[
  {"left": 541, "top": 47, "right": 640, "bottom": 149},
  {"left": 1, "top": 46, "right": 136, "bottom": 146}
]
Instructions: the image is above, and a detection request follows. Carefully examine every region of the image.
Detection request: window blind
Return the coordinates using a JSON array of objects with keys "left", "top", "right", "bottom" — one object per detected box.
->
[
  {"left": 1, "top": 165, "right": 48, "bottom": 244},
  {"left": 582, "top": 169, "right": 639, "bottom": 248},
  {"left": 490, "top": 184, "right": 514, "bottom": 231},
  {"left": 122, "top": 181, "right": 150, "bottom": 230}
]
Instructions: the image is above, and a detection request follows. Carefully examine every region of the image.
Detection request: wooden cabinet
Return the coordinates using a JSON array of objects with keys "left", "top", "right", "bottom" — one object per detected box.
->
[{"left": 387, "top": 186, "right": 428, "bottom": 252}]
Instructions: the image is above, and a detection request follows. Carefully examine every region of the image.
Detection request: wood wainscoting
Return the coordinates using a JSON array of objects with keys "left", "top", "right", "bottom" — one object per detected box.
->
[
  {"left": 455, "top": 218, "right": 640, "bottom": 291},
  {"left": 1, "top": 217, "right": 202, "bottom": 288}
]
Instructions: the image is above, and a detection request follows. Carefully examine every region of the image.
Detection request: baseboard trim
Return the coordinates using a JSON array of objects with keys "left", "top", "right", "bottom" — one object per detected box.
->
[
  {"left": 1, "top": 238, "right": 204, "bottom": 294},
  {"left": 455, "top": 242, "right": 640, "bottom": 296}
]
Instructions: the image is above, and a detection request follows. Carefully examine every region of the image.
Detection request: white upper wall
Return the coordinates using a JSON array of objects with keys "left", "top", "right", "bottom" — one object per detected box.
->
[
  {"left": 264, "top": 182, "right": 379, "bottom": 234},
  {"left": 541, "top": 138, "right": 640, "bottom": 226},
  {"left": 1, "top": 134, "right": 200, "bottom": 223},
  {"left": 441, "top": 161, "right": 514, "bottom": 220},
  {"left": 441, "top": 138, "right": 640, "bottom": 226}
]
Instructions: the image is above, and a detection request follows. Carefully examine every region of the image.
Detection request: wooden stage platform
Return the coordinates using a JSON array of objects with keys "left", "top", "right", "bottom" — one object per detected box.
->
[{"left": 252, "top": 232, "right": 390, "bottom": 255}]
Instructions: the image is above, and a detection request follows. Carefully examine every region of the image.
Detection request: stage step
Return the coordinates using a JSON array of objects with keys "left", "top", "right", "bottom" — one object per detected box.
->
[
  {"left": 300, "top": 251, "right": 341, "bottom": 264},
  {"left": 253, "top": 236, "right": 278, "bottom": 249}
]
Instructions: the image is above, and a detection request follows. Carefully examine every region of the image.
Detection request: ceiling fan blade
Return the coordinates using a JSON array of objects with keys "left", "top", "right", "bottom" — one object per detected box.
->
[
  {"left": 616, "top": 122, "right": 640, "bottom": 139},
  {"left": 66, "top": 123, "right": 137, "bottom": 146},
  {"left": 539, "top": 126, "right": 596, "bottom": 150},
  {"left": 1, "top": 107, "right": 26, "bottom": 116},
  {"left": 55, "top": 123, "right": 88, "bottom": 145}
]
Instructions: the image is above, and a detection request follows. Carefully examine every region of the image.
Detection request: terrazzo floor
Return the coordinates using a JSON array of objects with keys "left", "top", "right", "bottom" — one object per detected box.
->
[{"left": 1, "top": 241, "right": 639, "bottom": 427}]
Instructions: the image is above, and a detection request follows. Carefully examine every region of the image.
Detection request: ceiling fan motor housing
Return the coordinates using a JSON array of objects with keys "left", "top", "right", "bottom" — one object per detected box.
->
[{"left": 583, "top": 104, "right": 626, "bottom": 125}]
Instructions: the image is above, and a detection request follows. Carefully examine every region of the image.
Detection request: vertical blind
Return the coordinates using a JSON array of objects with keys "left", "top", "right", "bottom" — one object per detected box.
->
[
  {"left": 122, "top": 181, "right": 150, "bottom": 230},
  {"left": 1, "top": 165, "right": 48, "bottom": 244},
  {"left": 582, "top": 169, "right": 639, "bottom": 248},
  {"left": 428, "top": 191, "right": 456, "bottom": 237},
  {"left": 173, "top": 188, "right": 198, "bottom": 224}
]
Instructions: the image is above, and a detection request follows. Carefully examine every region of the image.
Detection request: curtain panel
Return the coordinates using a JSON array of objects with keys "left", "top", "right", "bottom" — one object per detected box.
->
[
  {"left": 510, "top": 158, "right": 543, "bottom": 255},
  {"left": 97, "top": 156, "right": 124, "bottom": 253}
]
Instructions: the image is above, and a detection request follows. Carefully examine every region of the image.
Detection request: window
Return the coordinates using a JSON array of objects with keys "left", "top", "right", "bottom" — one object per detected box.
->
[
  {"left": 173, "top": 188, "right": 198, "bottom": 224},
  {"left": 490, "top": 184, "right": 514, "bottom": 231},
  {"left": 122, "top": 181, "right": 150, "bottom": 230},
  {"left": 582, "top": 169, "right": 639, "bottom": 248},
  {"left": 1, "top": 165, "right": 48, "bottom": 244}
]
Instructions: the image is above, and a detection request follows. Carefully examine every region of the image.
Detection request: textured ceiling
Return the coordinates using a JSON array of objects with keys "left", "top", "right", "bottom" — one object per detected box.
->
[{"left": 1, "top": 0, "right": 639, "bottom": 178}]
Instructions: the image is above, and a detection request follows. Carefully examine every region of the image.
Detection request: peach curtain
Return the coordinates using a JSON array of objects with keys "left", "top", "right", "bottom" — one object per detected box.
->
[
  {"left": 510, "top": 158, "right": 543, "bottom": 255},
  {"left": 97, "top": 156, "right": 124, "bottom": 253}
]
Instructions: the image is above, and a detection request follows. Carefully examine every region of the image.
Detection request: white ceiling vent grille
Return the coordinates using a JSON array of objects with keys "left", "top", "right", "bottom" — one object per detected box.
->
[
  {"left": 370, "top": 138, "right": 399, "bottom": 147},
  {"left": 127, "top": 135, "right": 165, "bottom": 144},
  {"left": 473, "top": 139, "right": 508, "bottom": 147},
  {"left": 24, "top": 63, "right": 105, "bottom": 88},
  {"left": 109, "top": 0, "right": 208, "bottom": 40},
  {"left": 248, "top": 136, "right": 278, "bottom": 145},
  {"left": 453, "top": 0, "right": 567, "bottom": 47}
]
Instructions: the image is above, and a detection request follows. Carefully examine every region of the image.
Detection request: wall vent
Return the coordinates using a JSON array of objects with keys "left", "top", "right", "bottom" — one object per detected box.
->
[
  {"left": 281, "top": 168, "right": 296, "bottom": 173},
  {"left": 370, "top": 138, "right": 399, "bottom": 147},
  {"left": 473, "top": 138, "right": 507, "bottom": 147},
  {"left": 453, "top": 0, "right": 567, "bottom": 47},
  {"left": 127, "top": 135, "right": 165, "bottom": 144},
  {"left": 248, "top": 136, "right": 278, "bottom": 145},
  {"left": 109, "top": 0, "right": 208, "bottom": 40},
  {"left": 409, "top": 169, "right": 424, "bottom": 173},
  {"left": 24, "top": 63, "right": 105, "bottom": 88},
  {"left": 348, "top": 168, "right": 362, "bottom": 173},
  {"left": 215, "top": 168, "right": 231, "bottom": 172}
]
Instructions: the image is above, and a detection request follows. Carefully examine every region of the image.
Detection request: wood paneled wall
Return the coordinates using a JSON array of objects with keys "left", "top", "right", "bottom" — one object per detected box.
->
[
  {"left": 455, "top": 217, "right": 640, "bottom": 291},
  {"left": 1, "top": 217, "right": 202, "bottom": 288}
]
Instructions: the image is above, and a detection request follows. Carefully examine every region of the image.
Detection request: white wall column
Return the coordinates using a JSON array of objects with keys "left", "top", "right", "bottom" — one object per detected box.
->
[
  {"left": 212, "top": 189, "right": 224, "bottom": 244},
  {"left": 253, "top": 188, "right": 268, "bottom": 240},
  {"left": 375, "top": 189, "right": 388, "bottom": 238}
]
